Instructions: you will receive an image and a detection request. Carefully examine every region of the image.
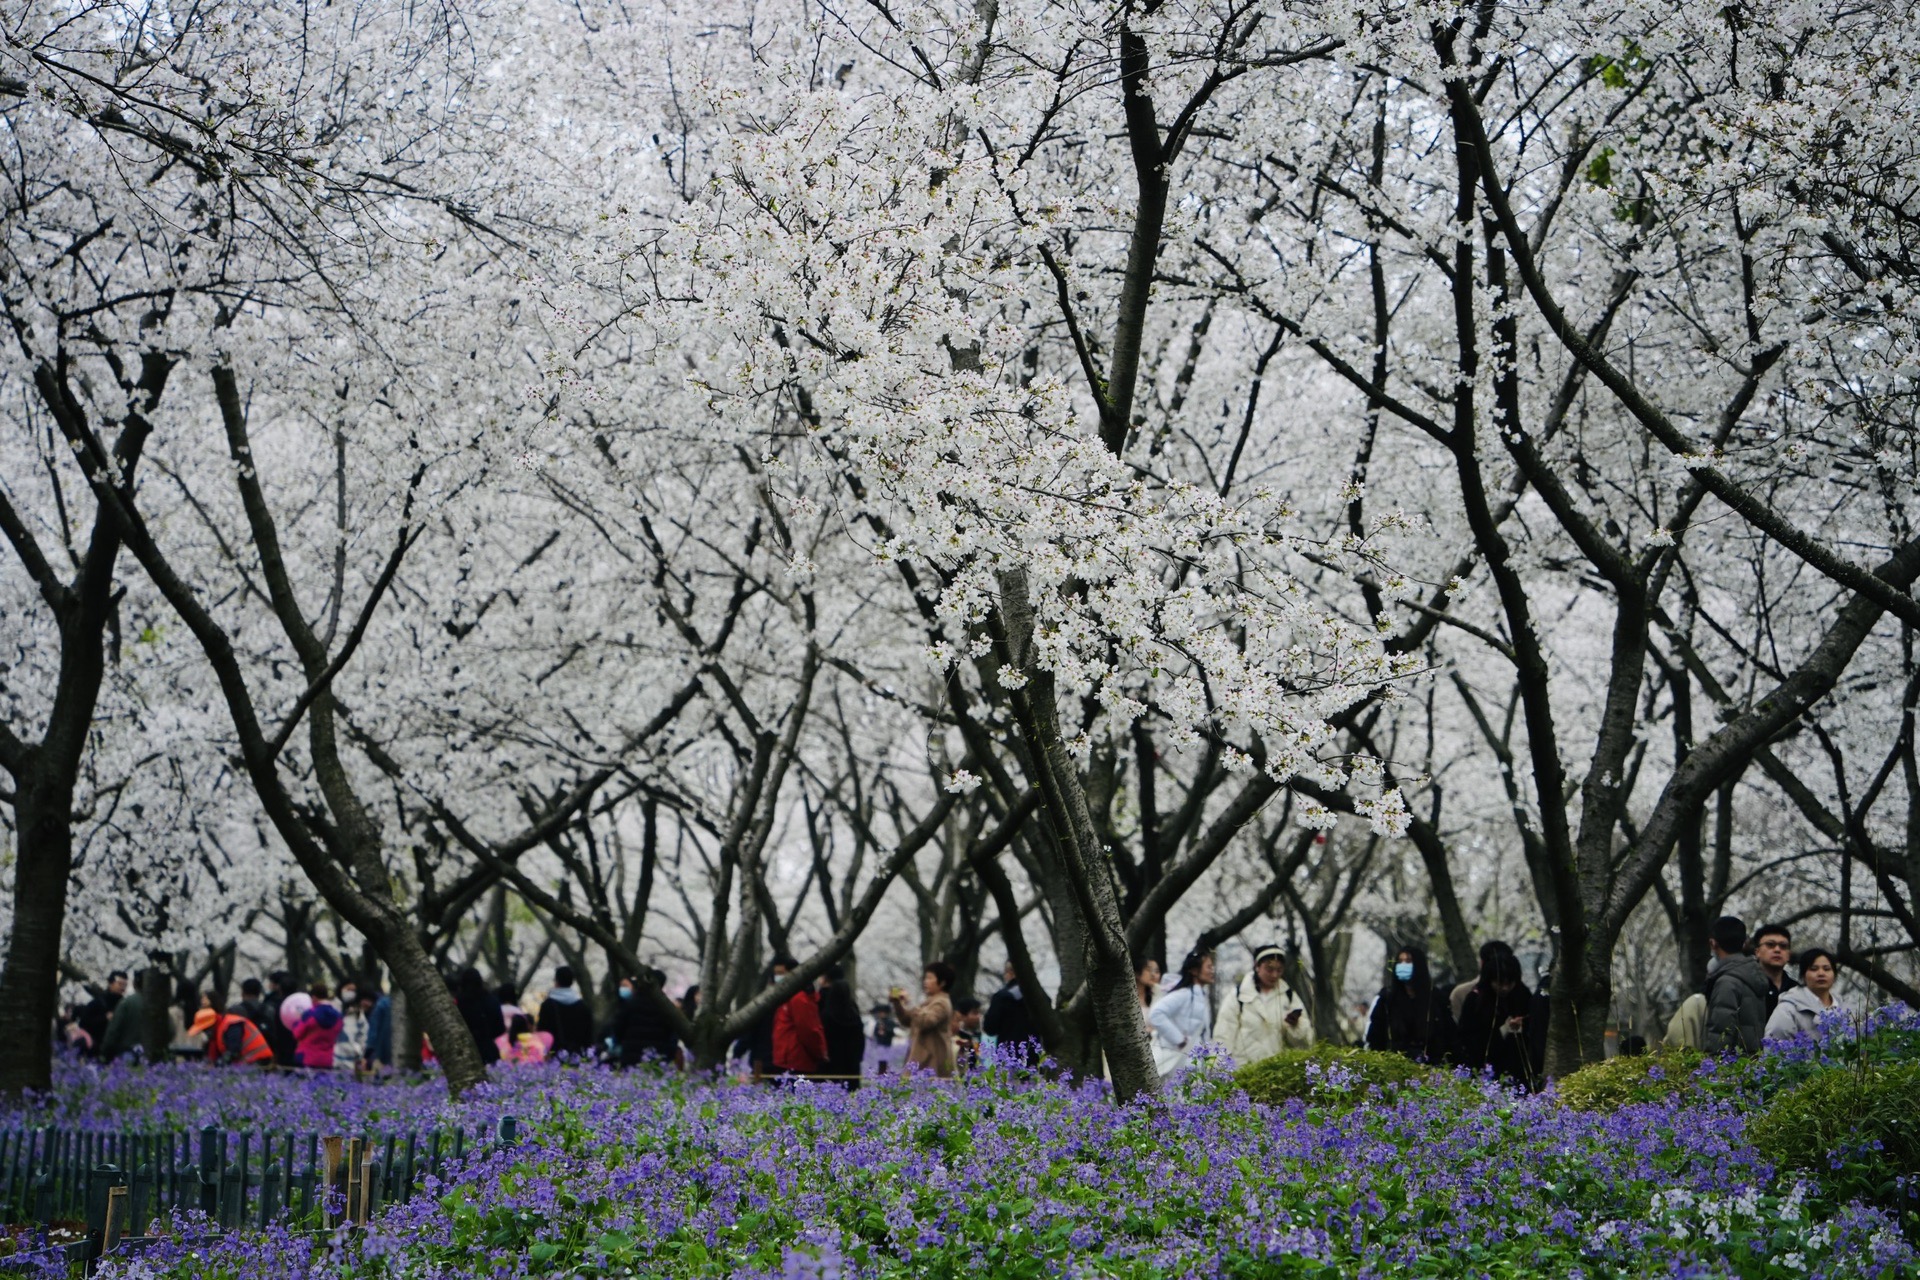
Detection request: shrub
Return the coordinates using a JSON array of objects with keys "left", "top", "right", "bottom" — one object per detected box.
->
[
  {"left": 1555, "top": 1048, "right": 1707, "bottom": 1112},
  {"left": 1748, "top": 1062, "right": 1920, "bottom": 1231},
  {"left": 1235, "top": 1044, "right": 1437, "bottom": 1108}
]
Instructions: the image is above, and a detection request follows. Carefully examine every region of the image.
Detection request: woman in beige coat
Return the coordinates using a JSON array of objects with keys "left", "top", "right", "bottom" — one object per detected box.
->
[
  {"left": 1214, "top": 945, "right": 1314, "bottom": 1067},
  {"left": 891, "top": 961, "right": 957, "bottom": 1077}
]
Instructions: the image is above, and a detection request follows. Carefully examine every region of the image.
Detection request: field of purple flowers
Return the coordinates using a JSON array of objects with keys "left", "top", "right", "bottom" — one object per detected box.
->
[{"left": 4, "top": 1010, "right": 1918, "bottom": 1280}]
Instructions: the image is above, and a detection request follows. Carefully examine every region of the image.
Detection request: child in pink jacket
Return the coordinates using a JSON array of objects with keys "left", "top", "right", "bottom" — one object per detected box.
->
[{"left": 294, "top": 984, "right": 345, "bottom": 1069}]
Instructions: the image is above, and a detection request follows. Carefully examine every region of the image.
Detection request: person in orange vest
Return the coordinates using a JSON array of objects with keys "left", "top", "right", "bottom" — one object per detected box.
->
[{"left": 190, "top": 1006, "right": 274, "bottom": 1065}]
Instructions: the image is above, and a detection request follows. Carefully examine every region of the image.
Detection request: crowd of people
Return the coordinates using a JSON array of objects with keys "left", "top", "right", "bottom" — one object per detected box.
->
[
  {"left": 55, "top": 914, "right": 1847, "bottom": 1086},
  {"left": 63, "top": 972, "right": 392, "bottom": 1071}
]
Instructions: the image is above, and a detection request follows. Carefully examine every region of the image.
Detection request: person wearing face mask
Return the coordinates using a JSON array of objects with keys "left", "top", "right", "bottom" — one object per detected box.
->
[
  {"left": 1214, "top": 944, "right": 1314, "bottom": 1067},
  {"left": 333, "top": 980, "right": 366, "bottom": 1070},
  {"left": 1365, "top": 945, "right": 1457, "bottom": 1064},
  {"left": 1148, "top": 947, "right": 1216, "bottom": 1077},
  {"left": 1765, "top": 948, "right": 1842, "bottom": 1042},
  {"left": 609, "top": 970, "right": 678, "bottom": 1068}
]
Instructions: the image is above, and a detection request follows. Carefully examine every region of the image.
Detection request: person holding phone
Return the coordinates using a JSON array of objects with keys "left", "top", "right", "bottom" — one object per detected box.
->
[
  {"left": 891, "top": 962, "right": 957, "bottom": 1077},
  {"left": 1458, "top": 952, "right": 1540, "bottom": 1088},
  {"left": 1214, "top": 944, "right": 1315, "bottom": 1068}
]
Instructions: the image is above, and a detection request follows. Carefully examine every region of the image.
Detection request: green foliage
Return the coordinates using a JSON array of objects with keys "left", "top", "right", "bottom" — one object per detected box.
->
[
  {"left": 1556, "top": 1049, "right": 1707, "bottom": 1112},
  {"left": 1234, "top": 1045, "right": 1436, "bottom": 1109},
  {"left": 1585, "top": 146, "right": 1615, "bottom": 189},
  {"left": 1587, "top": 41, "right": 1651, "bottom": 89},
  {"left": 1749, "top": 1063, "right": 1920, "bottom": 1230}
]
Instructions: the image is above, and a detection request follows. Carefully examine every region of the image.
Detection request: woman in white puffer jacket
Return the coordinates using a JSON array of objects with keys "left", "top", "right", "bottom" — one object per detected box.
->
[
  {"left": 1148, "top": 948, "right": 1215, "bottom": 1077},
  {"left": 1214, "top": 944, "right": 1315, "bottom": 1067},
  {"left": 1764, "top": 948, "right": 1841, "bottom": 1043}
]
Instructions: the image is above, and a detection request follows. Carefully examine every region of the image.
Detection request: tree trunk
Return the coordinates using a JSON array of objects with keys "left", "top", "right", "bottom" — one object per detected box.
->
[
  {"left": 0, "top": 781, "right": 75, "bottom": 1092},
  {"left": 370, "top": 915, "right": 484, "bottom": 1093},
  {"left": 995, "top": 568, "right": 1158, "bottom": 1100},
  {"left": 0, "top": 363, "right": 165, "bottom": 1094},
  {"left": 393, "top": 987, "right": 422, "bottom": 1072},
  {"left": 139, "top": 967, "right": 172, "bottom": 1065},
  {"left": 1544, "top": 933, "right": 1613, "bottom": 1076}
]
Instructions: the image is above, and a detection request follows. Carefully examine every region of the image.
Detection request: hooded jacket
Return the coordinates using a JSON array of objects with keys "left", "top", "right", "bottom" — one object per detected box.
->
[
  {"left": 536, "top": 985, "right": 596, "bottom": 1056},
  {"left": 294, "top": 1002, "right": 344, "bottom": 1069},
  {"left": 1763, "top": 985, "right": 1834, "bottom": 1043},
  {"left": 1704, "top": 954, "right": 1770, "bottom": 1054},
  {"left": 1213, "top": 974, "right": 1313, "bottom": 1066}
]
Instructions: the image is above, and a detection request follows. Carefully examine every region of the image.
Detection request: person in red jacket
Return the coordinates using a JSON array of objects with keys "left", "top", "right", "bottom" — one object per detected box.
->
[
  {"left": 190, "top": 1007, "right": 274, "bottom": 1065},
  {"left": 769, "top": 956, "right": 828, "bottom": 1075}
]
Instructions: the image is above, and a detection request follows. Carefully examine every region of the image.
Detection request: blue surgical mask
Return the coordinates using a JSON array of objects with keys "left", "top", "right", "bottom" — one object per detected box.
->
[
  {"left": 618, "top": 987, "right": 634, "bottom": 1000},
  {"left": 1394, "top": 962, "right": 1415, "bottom": 982}
]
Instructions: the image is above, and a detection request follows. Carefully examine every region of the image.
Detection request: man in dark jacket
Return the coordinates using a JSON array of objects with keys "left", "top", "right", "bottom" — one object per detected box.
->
[
  {"left": 732, "top": 959, "right": 793, "bottom": 1075},
  {"left": 96, "top": 983, "right": 146, "bottom": 1063},
  {"left": 232, "top": 977, "right": 269, "bottom": 1028},
  {"left": 817, "top": 966, "right": 865, "bottom": 1086},
  {"left": 77, "top": 971, "right": 128, "bottom": 1054},
  {"left": 536, "top": 965, "right": 597, "bottom": 1056},
  {"left": 262, "top": 972, "right": 299, "bottom": 1066},
  {"left": 983, "top": 961, "right": 1036, "bottom": 1054},
  {"left": 1703, "top": 916, "right": 1769, "bottom": 1054}
]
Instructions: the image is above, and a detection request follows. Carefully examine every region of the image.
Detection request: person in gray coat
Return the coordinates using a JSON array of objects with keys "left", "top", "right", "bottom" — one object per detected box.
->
[
  {"left": 1765, "top": 948, "right": 1840, "bottom": 1043},
  {"left": 1702, "top": 916, "right": 1768, "bottom": 1054}
]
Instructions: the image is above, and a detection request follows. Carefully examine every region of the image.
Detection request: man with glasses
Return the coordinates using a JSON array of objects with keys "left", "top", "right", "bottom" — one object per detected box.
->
[{"left": 1750, "top": 924, "right": 1799, "bottom": 1019}]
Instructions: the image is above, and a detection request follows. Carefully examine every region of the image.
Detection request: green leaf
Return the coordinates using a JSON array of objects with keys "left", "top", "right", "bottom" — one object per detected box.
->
[{"left": 1586, "top": 148, "right": 1614, "bottom": 189}]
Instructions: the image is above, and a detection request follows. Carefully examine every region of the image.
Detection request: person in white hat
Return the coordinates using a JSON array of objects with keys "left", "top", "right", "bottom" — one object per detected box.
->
[{"left": 1214, "top": 944, "right": 1314, "bottom": 1067}]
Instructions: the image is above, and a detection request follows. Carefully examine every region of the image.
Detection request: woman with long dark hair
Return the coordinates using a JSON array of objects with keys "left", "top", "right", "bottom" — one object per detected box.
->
[
  {"left": 1148, "top": 947, "right": 1214, "bottom": 1077},
  {"left": 453, "top": 967, "right": 504, "bottom": 1066},
  {"left": 1365, "top": 945, "right": 1457, "bottom": 1064},
  {"left": 1457, "top": 951, "right": 1539, "bottom": 1087},
  {"left": 1135, "top": 958, "right": 1162, "bottom": 1011}
]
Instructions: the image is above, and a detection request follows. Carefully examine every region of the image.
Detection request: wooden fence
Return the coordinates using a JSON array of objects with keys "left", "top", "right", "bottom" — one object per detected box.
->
[{"left": 0, "top": 1117, "right": 518, "bottom": 1272}]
